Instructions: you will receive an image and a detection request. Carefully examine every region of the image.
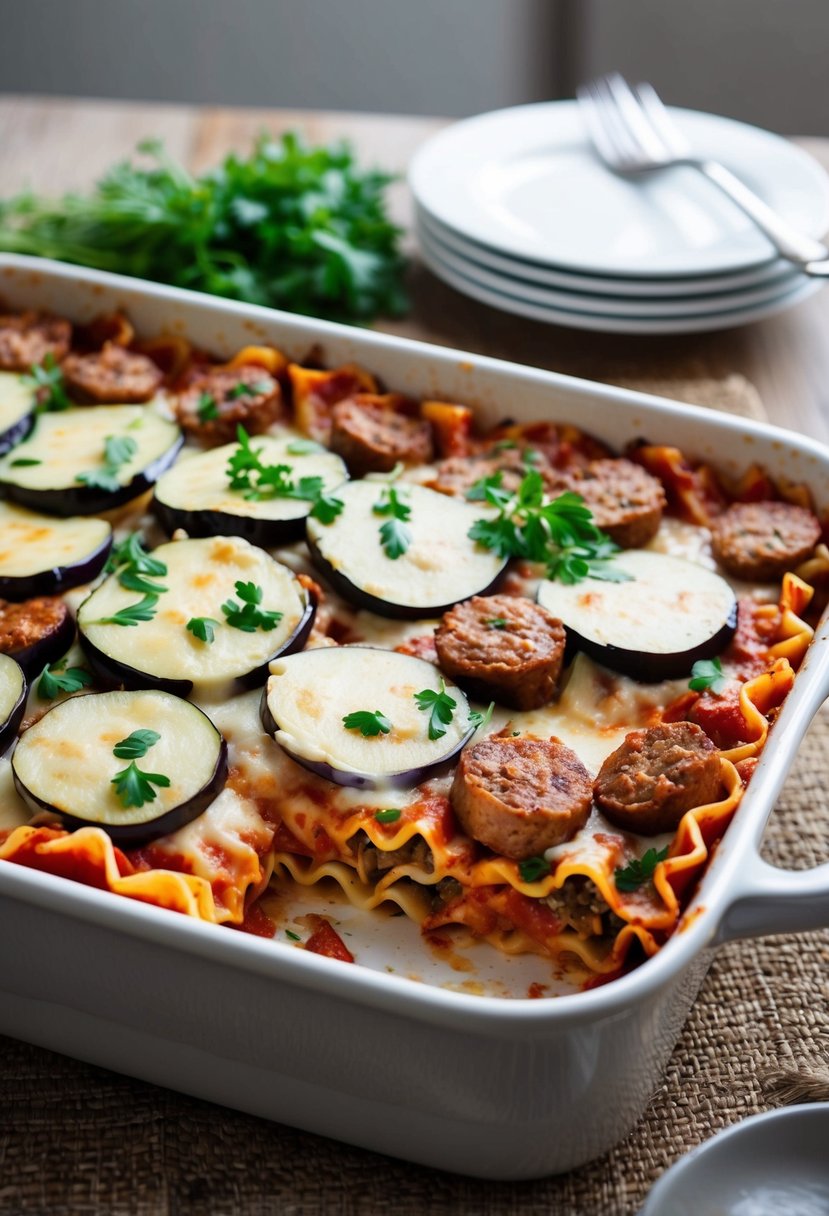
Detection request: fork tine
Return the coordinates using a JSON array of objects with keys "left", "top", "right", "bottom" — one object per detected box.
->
[
  {"left": 634, "top": 82, "right": 690, "bottom": 159},
  {"left": 576, "top": 81, "right": 626, "bottom": 167},
  {"left": 578, "top": 77, "right": 639, "bottom": 168},
  {"left": 604, "top": 72, "right": 668, "bottom": 162}
]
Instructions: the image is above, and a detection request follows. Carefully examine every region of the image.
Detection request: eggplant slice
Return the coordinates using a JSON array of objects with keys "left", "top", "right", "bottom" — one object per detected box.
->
[
  {"left": 12, "top": 688, "right": 227, "bottom": 845},
  {"left": 0, "top": 596, "right": 75, "bottom": 678},
  {"left": 306, "top": 480, "right": 507, "bottom": 619},
  {"left": 153, "top": 433, "right": 348, "bottom": 544},
  {"left": 262, "top": 645, "right": 476, "bottom": 789},
  {"left": 0, "top": 404, "right": 182, "bottom": 515},
  {"left": 0, "top": 501, "right": 112, "bottom": 600},
  {"left": 0, "top": 372, "right": 36, "bottom": 456},
  {"left": 0, "top": 652, "right": 27, "bottom": 754},
  {"left": 78, "top": 535, "right": 315, "bottom": 696},
  {"left": 537, "top": 549, "right": 737, "bottom": 682}
]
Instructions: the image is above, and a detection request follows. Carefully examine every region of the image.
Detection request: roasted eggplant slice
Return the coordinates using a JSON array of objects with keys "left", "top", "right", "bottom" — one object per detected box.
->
[
  {"left": 262, "top": 646, "right": 476, "bottom": 789},
  {"left": 0, "top": 653, "right": 26, "bottom": 754},
  {"left": 537, "top": 550, "right": 737, "bottom": 682},
  {"left": 0, "top": 372, "right": 36, "bottom": 456},
  {"left": 306, "top": 480, "right": 507, "bottom": 619},
  {"left": 153, "top": 433, "right": 348, "bottom": 544},
  {"left": 0, "top": 596, "right": 75, "bottom": 678},
  {"left": 78, "top": 535, "right": 315, "bottom": 696},
  {"left": 0, "top": 502, "right": 112, "bottom": 600},
  {"left": 0, "top": 405, "right": 182, "bottom": 515},
  {"left": 12, "top": 688, "right": 227, "bottom": 844}
]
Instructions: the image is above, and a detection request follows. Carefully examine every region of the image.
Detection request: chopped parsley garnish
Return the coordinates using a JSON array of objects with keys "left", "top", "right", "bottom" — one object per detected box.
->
[
  {"left": 111, "top": 761, "right": 171, "bottom": 809},
  {"left": 374, "top": 808, "right": 402, "bottom": 824},
  {"left": 614, "top": 846, "right": 669, "bottom": 893},
  {"left": 689, "top": 657, "right": 728, "bottom": 694},
  {"left": 518, "top": 856, "right": 551, "bottom": 883},
  {"left": 228, "top": 379, "right": 270, "bottom": 399},
  {"left": 226, "top": 425, "right": 343, "bottom": 523},
  {"left": 197, "top": 392, "right": 219, "bottom": 422},
  {"left": 106, "top": 532, "right": 167, "bottom": 579},
  {"left": 23, "top": 352, "right": 71, "bottom": 412},
  {"left": 76, "top": 434, "right": 137, "bottom": 494},
  {"left": 373, "top": 485, "right": 412, "bottom": 560},
  {"left": 485, "top": 617, "right": 508, "bottom": 630},
  {"left": 523, "top": 448, "right": 542, "bottom": 466},
  {"left": 221, "top": 580, "right": 282, "bottom": 632},
  {"left": 9, "top": 457, "right": 41, "bottom": 467},
  {"left": 468, "top": 702, "right": 495, "bottom": 733},
  {"left": 94, "top": 593, "right": 159, "bottom": 627},
  {"left": 37, "top": 660, "right": 92, "bottom": 700},
  {"left": 186, "top": 616, "right": 220, "bottom": 644},
  {"left": 413, "top": 679, "right": 456, "bottom": 741},
  {"left": 117, "top": 568, "right": 169, "bottom": 595},
  {"left": 467, "top": 470, "right": 630, "bottom": 585},
  {"left": 342, "top": 709, "right": 392, "bottom": 737},
  {"left": 112, "top": 729, "right": 161, "bottom": 760},
  {"left": 285, "top": 929, "right": 301, "bottom": 942}
]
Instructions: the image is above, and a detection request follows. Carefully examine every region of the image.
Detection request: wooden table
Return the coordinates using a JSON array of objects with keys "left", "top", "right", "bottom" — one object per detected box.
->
[{"left": 2, "top": 94, "right": 828, "bottom": 444}]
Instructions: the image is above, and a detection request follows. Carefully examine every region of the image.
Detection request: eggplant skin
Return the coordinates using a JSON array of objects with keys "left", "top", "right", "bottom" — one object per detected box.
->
[
  {"left": 6, "top": 607, "right": 76, "bottom": 680},
  {"left": 0, "top": 659, "right": 27, "bottom": 755},
  {"left": 153, "top": 496, "right": 308, "bottom": 547},
  {"left": 0, "top": 533, "right": 113, "bottom": 602},
  {"left": 13, "top": 738, "right": 229, "bottom": 847},
  {"left": 259, "top": 686, "right": 474, "bottom": 790},
  {"left": 0, "top": 409, "right": 35, "bottom": 459},
  {"left": 0, "top": 435, "right": 184, "bottom": 517},
  {"left": 306, "top": 532, "right": 507, "bottom": 621},
  {"left": 566, "top": 602, "right": 738, "bottom": 683}
]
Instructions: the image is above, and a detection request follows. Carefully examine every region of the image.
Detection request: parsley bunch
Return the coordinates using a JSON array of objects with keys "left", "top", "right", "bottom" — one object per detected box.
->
[
  {"left": 468, "top": 470, "right": 629, "bottom": 585},
  {"left": 226, "top": 426, "right": 343, "bottom": 524},
  {"left": 0, "top": 134, "right": 407, "bottom": 323}
]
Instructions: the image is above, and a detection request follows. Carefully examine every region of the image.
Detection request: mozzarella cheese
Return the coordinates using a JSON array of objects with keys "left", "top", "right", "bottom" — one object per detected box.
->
[{"left": 0, "top": 501, "right": 110, "bottom": 578}]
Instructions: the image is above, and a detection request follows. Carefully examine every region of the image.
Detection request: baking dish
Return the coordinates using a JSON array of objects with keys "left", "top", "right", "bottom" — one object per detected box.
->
[{"left": 1, "top": 253, "right": 829, "bottom": 1180}]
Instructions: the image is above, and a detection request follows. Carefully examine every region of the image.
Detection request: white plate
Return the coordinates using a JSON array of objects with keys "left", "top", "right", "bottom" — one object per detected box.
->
[
  {"left": 409, "top": 102, "right": 829, "bottom": 278},
  {"left": 640, "top": 1105, "right": 829, "bottom": 1215},
  {"left": 418, "top": 221, "right": 807, "bottom": 318},
  {"left": 416, "top": 204, "right": 798, "bottom": 298},
  {"left": 418, "top": 232, "right": 825, "bottom": 334}
]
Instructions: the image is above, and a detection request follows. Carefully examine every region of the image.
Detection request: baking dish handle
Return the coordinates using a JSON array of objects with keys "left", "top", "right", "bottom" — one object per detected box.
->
[{"left": 714, "top": 852, "right": 829, "bottom": 944}]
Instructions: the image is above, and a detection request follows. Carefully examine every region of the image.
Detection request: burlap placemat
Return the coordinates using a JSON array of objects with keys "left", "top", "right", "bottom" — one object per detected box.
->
[{"left": 1, "top": 374, "right": 827, "bottom": 1216}]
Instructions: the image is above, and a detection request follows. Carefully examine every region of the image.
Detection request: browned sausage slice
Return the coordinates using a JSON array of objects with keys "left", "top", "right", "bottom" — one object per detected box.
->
[
  {"left": 435, "top": 594, "right": 566, "bottom": 710},
  {"left": 174, "top": 365, "right": 283, "bottom": 444},
  {"left": 451, "top": 736, "right": 592, "bottom": 860},
  {"left": 565, "top": 458, "right": 666, "bottom": 549},
  {"left": 62, "top": 343, "right": 163, "bottom": 403},
  {"left": 0, "top": 596, "right": 73, "bottom": 675},
  {"left": 0, "top": 311, "right": 72, "bottom": 372},
  {"left": 429, "top": 451, "right": 569, "bottom": 500},
  {"left": 711, "top": 500, "right": 821, "bottom": 581},
  {"left": 594, "top": 721, "right": 721, "bottom": 835},
  {"left": 330, "top": 397, "right": 433, "bottom": 476}
]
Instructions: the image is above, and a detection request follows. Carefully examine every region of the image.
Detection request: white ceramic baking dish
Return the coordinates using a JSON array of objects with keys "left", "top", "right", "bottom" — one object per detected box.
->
[{"left": 1, "top": 254, "right": 828, "bottom": 1180}]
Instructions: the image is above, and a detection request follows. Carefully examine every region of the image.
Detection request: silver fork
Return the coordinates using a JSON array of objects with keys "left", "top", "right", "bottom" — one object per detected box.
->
[{"left": 577, "top": 74, "right": 829, "bottom": 276}]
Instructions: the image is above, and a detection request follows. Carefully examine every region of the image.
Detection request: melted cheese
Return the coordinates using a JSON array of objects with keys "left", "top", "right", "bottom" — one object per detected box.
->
[
  {"left": 0, "top": 501, "right": 110, "bottom": 578},
  {"left": 0, "top": 372, "right": 35, "bottom": 433}
]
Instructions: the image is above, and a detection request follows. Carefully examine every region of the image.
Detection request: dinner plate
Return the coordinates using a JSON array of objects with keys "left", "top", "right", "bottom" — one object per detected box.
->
[
  {"left": 639, "top": 1105, "right": 829, "bottom": 1215},
  {"left": 417, "top": 233, "right": 825, "bottom": 334},
  {"left": 418, "top": 221, "right": 807, "bottom": 318},
  {"left": 409, "top": 102, "right": 829, "bottom": 278}
]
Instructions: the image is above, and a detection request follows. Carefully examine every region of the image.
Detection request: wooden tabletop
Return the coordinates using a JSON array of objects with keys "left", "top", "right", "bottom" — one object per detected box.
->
[{"left": 2, "top": 93, "right": 828, "bottom": 442}]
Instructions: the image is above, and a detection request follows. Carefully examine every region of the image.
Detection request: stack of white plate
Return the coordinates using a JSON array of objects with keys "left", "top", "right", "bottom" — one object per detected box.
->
[{"left": 409, "top": 101, "right": 829, "bottom": 334}]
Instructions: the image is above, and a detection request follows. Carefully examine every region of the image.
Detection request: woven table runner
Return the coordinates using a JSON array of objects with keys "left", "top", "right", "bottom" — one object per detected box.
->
[{"left": 1, "top": 375, "right": 827, "bottom": 1216}]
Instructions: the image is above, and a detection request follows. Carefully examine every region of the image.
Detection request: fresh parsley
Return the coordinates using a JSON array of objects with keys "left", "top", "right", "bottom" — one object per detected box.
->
[
  {"left": 37, "top": 660, "right": 92, "bottom": 700},
  {"left": 105, "top": 532, "right": 167, "bottom": 579},
  {"left": 689, "top": 657, "right": 728, "bottom": 695},
  {"left": 468, "top": 471, "right": 630, "bottom": 585},
  {"left": 112, "top": 729, "right": 161, "bottom": 760},
  {"left": 373, "top": 485, "right": 412, "bottom": 560},
  {"left": 22, "top": 352, "right": 71, "bottom": 412},
  {"left": 111, "top": 760, "right": 171, "bottom": 809},
  {"left": 221, "top": 580, "right": 282, "bottom": 632},
  {"left": 413, "top": 679, "right": 456, "bottom": 741},
  {"left": 9, "top": 457, "right": 41, "bottom": 467},
  {"left": 197, "top": 392, "right": 219, "bottom": 422},
  {"left": 76, "top": 433, "right": 137, "bottom": 494},
  {"left": 285, "top": 929, "right": 301, "bottom": 942},
  {"left": 518, "top": 856, "right": 551, "bottom": 883},
  {"left": 186, "top": 616, "right": 220, "bottom": 644},
  {"left": 226, "top": 426, "right": 343, "bottom": 523},
  {"left": 468, "top": 702, "right": 495, "bottom": 733},
  {"left": 94, "top": 593, "right": 159, "bottom": 627},
  {"left": 228, "top": 379, "right": 270, "bottom": 399},
  {"left": 374, "top": 808, "right": 402, "bottom": 824},
  {"left": 614, "top": 846, "right": 669, "bottom": 893},
  {"left": 485, "top": 617, "right": 508, "bottom": 630},
  {"left": 342, "top": 709, "right": 392, "bottom": 737}
]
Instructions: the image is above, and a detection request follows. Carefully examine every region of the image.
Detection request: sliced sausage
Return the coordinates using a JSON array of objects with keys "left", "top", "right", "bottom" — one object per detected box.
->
[
  {"left": 565, "top": 458, "right": 666, "bottom": 549},
  {"left": 330, "top": 397, "right": 433, "bottom": 476},
  {"left": 62, "top": 342, "right": 163, "bottom": 404},
  {"left": 429, "top": 450, "right": 568, "bottom": 499},
  {"left": 435, "top": 594, "right": 566, "bottom": 710},
  {"left": 0, "top": 596, "right": 72, "bottom": 675},
  {"left": 711, "top": 500, "right": 821, "bottom": 582},
  {"left": 593, "top": 721, "right": 721, "bottom": 835},
  {"left": 0, "top": 311, "right": 72, "bottom": 372},
  {"left": 451, "top": 736, "right": 592, "bottom": 860},
  {"left": 174, "top": 364, "right": 284, "bottom": 444}
]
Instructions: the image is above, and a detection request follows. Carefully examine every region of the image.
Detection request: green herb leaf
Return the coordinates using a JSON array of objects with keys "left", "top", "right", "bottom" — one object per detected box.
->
[
  {"left": 468, "top": 702, "right": 495, "bottom": 732},
  {"left": 22, "top": 352, "right": 71, "bottom": 412},
  {"left": 485, "top": 617, "right": 508, "bottom": 630},
  {"left": 117, "top": 568, "right": 169, "bottom": 595},
  {"left": 111, "top": 760, "right": 171, "bottom": 808},
  {"left": 228, "top": 379, "right": 270, "bottom": 399},
  {"left": 413, "top": 679, "right": 457, "bottom": 741},
  {"left": 220, "top": 580, "right": 282, "bottom": 632},
  {"left": 285, "top": 929, "right": 301, "bottom": 942},
  {"left": 342, "top": 709, "right": 392, "bottom": 737},
  {"left": 105, "top": 533, "right": 167, "bottom": 578},
  {"left": 186, "top": 616, "right": 220, "bottom": 644},
  {"left": 374, "top": 808, "right": 402, "bottom": 824},
  {"left": 310, "top": 490, "right": 345, "bottom": 524},
  {"left": 37, "top": 662, "right": 92, "bottom": 700},
  {"left": 286, "top": 439, "right": 323, "bottom": 455},
  {"left": 112, "top": 729, "right": 160, "bottom": 760},
  {"left": 9, "top": 457, "right": 41, "bottom": 467},
  {"left": 225, "top": 425, "right": 342, "bottom": 520},
  {"left": 94, "top": 593, "right": 159, "bottom": 627},
  {"left": 378, "top": 516, "right": 411, "bottom": 560},
  {"left": 76, "top": 433, "right": 137, "bottom": 494},
  {"left": 689, "top": 657, "right": 728, "bottom": 694},
  {"left": 614, "top": 846, "right": 669, "bottom": 893},
  {"left": 197, "top": 392, "right": 219, "bottom": 422},
  {"left": 518, "top": 856, "right": 551, "bottom": 883}
]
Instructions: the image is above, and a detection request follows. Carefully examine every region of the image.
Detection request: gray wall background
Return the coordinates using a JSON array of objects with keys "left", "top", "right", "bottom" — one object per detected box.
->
[{"left": 0, "top": 0, "right": 826, "bottom": 133}]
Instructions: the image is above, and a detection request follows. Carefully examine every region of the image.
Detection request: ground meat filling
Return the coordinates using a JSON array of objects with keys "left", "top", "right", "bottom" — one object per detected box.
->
[
  {"left": 594, "top": 721, "right": 721, "bottom": 835},
  {"left": 61, "top": 342, "right": 164, "bottom": 404},
  {"left": 353, "top": 830, "right": 434, "bottom": 884},
  {"left": 544, "top": 877, "right": 618, "bottom": 938},
  {"left": 711, "top": 500, "right": 822, "bottom": 582},
  {"left": 435, "top": 594, "right": 566, "bottom": 710},
  {"left": 564, "top": 458, "right": 666, "bottom": 549},
  {"left": 452, "top": 737, "right": 593, "bottom": 860},
  {"left": 174, "top": 364, "right": 283, "bottom": 444},
  {"left": 330, "top": 398, "right": 434, "bottom": 476},
  {"left": 0, "top": 312, "right": 72, "bottom": 372},
  {"left": 0, "top": 597, "right": 69, "bottom": 657}
]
